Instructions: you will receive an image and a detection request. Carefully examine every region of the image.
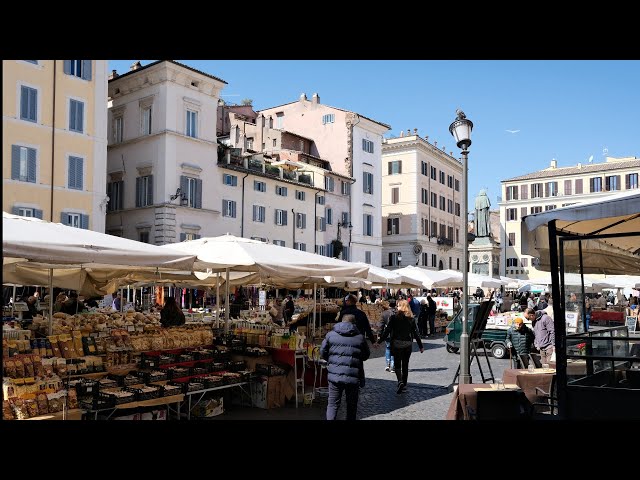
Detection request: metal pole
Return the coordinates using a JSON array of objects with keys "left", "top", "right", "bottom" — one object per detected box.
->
[
  {"left": 216, "top": 272, "right": 221, "bottom": 329},
  {"left": 313, "top": 282, "right": 317, "bottom": 339},
  {"left": 48, "top": 269, "right": 54, "bottom": 336},
  {"left": 224, "top": 268, "right": 230, "bottom": 334},
  {"left": 11, "top": 284, "right": 16, "bottom": 317},
  {"left": 459, "top": 148, "right": 471, "bottom": 384}
]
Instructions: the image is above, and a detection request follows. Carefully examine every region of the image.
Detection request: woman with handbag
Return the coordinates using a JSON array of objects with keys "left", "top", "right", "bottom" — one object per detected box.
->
[{"left": 377, "top": 299, "right": 424, "bottom": 394}]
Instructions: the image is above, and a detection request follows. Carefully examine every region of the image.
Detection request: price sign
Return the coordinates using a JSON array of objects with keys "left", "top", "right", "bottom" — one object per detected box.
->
[
  {"left": 259, "top": 290, "right": 266, "bottom": 307},
  {"left": 626, "top": 316, "right": 637, "bottom": 333}
]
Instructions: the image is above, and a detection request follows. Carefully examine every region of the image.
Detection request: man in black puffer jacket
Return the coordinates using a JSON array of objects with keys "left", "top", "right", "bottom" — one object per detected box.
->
[{"left": 320, "top": 314, "right": 370, "bottom": 420}]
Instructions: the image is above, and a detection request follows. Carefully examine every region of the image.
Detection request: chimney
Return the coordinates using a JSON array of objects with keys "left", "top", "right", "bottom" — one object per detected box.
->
[
  {"left": 399, "top": 130, "right": 404, "bottom": 137},
  {"left": 299, "top": 93, "right": 307, "bottom": 102},
  {"left": 108, "top": 69, "right": 119, "bottom": 80},
  {"left": 130, "top": 61, "right": 142, "bottom": 71},
  {"left": 577, "top": 162, "right": 582, "bottom": 169},
  {"left": 413, "top": 128, "right": 418, "bottom": 135},
  {"left": 550, "top": 159, "right": 557, "bottom": 169},
  {"left": 434, "top": 140, "right": 438, "bottom": 146},
  {"left": 311, "top": 93, "right": 320, "bottom": 104}
]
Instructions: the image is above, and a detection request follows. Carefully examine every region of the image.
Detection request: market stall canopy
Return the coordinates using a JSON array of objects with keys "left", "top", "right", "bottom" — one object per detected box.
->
[
  {"left": 3, "top": 212, "right": 196, "bottom": 271},
  {"left": 520, "top": 190, "right": 640, "bottom": 275},
  {"left": 434, "top": 270, "right": 508, "bottom": 288},
  {"left": 391, "top": 266, "right": 461, "bottom": 289},
  {"left": 500, "top": 276, "right": 525, "bottom": 289},
  {"left": 324, "top": 263, "right": 423, "bottom": 289},
  {"left": 161, "top": 234, "right": 369, "bottom": 283}
]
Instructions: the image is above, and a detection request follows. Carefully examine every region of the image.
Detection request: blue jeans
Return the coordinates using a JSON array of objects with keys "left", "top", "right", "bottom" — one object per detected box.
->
[
  {"left": 385, "top": 340, "right": 395, "bottom": 369},
  {"left": 326, "top": 381, "right": 360, "bottom": 420}
]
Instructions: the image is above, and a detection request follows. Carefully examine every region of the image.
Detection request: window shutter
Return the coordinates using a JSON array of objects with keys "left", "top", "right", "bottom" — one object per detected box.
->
[
  {"left": 253, "top": 205, "right": 258, "bottom": 221},
  {"left": 222, "top": 200, "right": 226, "bottom": 215},
  {"left": 107, "top": 182, "right": 112, "bottom": 208},
  {"left": 232, "top": 202, "right": 236, "bottom": 218},
  {"left": 82, "top": 60, "right": 92, "bottom": 81},
  {"left": 520, "top": 184, "right": 528, "bottom": 200},
  {"left": 147, "top": 175, "right": 153, "bottom": 206},
  {"left": 69, "top": 100, "right": 76, "bottom": 130},
  {"left": 63, "top": 60, "right": 71, "bottom": 75},
  {"left": 388, "top": 162, "right": 392, "bottom": 175},
  {"left": 615, "top": 175, "right": 621, "bottom": 190},
  {"left": 60, "top": 212, "right": 69, "bottom": 225},
  {"left": 76, "top": 158, "right": 83, "bottom": 190},
  {"left": 590, "top": 178, "right": 595, "bottom": 192},
  {"left": 12, "top": 206, "right": 20, "bottom": 215},
  {"left": 28, "top": 88, "right": 38, "bottom": 122},
  {"left": 626, "top": 174, "right": 631, "bottom": 190},
  {"left": 302, "top": 214, "right": 306, "bottom": 229},
  {"left": 136, "top": 177, "right": 142, "bottom": 207},
  {"left": 20, "top": 86, "right": 28, "bottom": 119},
  {"left": 194, "top": 179, "right": 202, "bottom": 208},
  {"left": 68, "top": 157, "right": 76, "bottom": 188},
  {"left": 232, "top": 176, "right": 237, "bottom": 186},
  {"left": 398, "top": 162, "right": 402, "bottom": 174},
  {"left": 575, "top": 179, "right": 583, "bottom": 194},
  {"left": 283, "top": 210, "right": 287, "bottom": 225},
  {"left": 521, "top": 207, "right": 527, "bottom": 217},
  {"left": 81, "top": 214, "right": 89, "bottom": 229},
  {"left": 180, "top": 233, "right": 187, "bottom": 242},
  {"left": 27, "top": 148, "right": 36, "bottom": 183},
  {"left": 274, "top": 210, "right": 279, "bottom": 224},
  {"left": 195, "top": 234, "right": 201, "bottom": 240},
  {"left": 77, "top": 101, "right": 84, "bottom": 132},
  {"left": 11, "top": 145, "right": 20, "bottom": 180},
  {"left": 387, "top": 218, "right": 392, "bottom": 234},
  {"left": 544, "top": 182, "right": 549, "bottom": 197}
]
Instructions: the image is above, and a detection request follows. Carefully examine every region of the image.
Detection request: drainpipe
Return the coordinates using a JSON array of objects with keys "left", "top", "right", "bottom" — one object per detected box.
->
[
  {"left": 291, "top": 208, "right": 296, "bottom": 247},
  {"left": 240, "top": 172, "right": 249, "bottom": 237},
  {"left": 50, "top": 60, "right": 57, "bottom": 221},
  {"left": 348, "top": 115, "right": 361, "bottom": 257},
  {"left": 298, "top": 170, "right": 321, "bottom": 252}
]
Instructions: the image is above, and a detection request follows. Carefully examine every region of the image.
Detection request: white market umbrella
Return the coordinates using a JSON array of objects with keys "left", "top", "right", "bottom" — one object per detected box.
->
[
  {"left": 392, "top": 266, "right": 461, "bottom": 289},
  {"left": 324, "top": 262, "right": 423, "bottom": 290},
  {"left": 435, "top": 270, "right": 508, "bottom": 289}
]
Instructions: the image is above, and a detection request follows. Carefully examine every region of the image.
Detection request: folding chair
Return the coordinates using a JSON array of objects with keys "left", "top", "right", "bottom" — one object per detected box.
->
[{"left": 530, "top": 375, "right": 558, "bottom": 415}]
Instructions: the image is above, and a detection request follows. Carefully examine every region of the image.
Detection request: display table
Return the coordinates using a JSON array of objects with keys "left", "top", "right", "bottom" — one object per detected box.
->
[
  {"left": 590, "top": 310, "right": 624, "bottom": 326},
  {"left": 185, "top": 383, "right": 250, "bottom": 419},
  {"left": 83, "top": 394, "right": 184, "bottom": 420},
  {"left": 266, "top": 347, "right": 306, "bottom": 407},
  {"left": 26, "top": 409, "right": 83, "bottom": 421},
  {"left": 502, "top": 368, "right": 555, "bottom": 403},
  {"left": 446, "top": 384, "right": 523, "bottom": 420}
]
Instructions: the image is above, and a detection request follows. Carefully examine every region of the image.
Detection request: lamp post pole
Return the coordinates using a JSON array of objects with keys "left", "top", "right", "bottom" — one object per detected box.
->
[{"left": 449, "top": 109, "right": 473, "bottom": 385}]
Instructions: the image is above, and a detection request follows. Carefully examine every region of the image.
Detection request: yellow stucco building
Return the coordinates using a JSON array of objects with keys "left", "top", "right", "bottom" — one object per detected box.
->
[{"left": 3, "top": 60, "right": 107, "bottom": 231}]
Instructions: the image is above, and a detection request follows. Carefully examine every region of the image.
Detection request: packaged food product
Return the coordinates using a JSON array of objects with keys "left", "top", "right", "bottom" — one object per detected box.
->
[
  {"left": 3, "top": 400, "right": 15, "bottom": 420},
  {"left": 23, "top": 356, "right": 35, "bottom": 377},
  {"left": 46, "top": 393, "right": 63, "bottom": 413},
  {"left": 14, "top": 359, "right": 25, "bottom": 378},
  {"left": 4, "top": 360, "right": 17, "bottom": 378},
  {"left": 36, "top": 392, "right": 49, "bottom": 415},
  {"left": 67, "top": 389, "right": 78, "bottom": 409},
  {"left": 3, "top": 378, "right": 16, "bottom": 399},
  {"left": 45, "top": 339, "right": 54, "bottom": 357},
  {"left": 25, "top": 399, "right": 39, "bottom": 418},
  {"left": 12, "top": 398, "right": 30, "bottom": 420}
]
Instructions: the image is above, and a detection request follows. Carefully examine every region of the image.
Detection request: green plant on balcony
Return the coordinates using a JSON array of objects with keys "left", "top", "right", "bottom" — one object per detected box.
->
[
  {"left": 283, "top": 170, "right": 296, "bottom": 181},
  {"left": 265, "top": 165, "right": 280, "bottom": 176},
  {"left": 248, "top": 159, "right": 263, "bottom": 172},
  {"left": 298, "top": 174, "right": 312, "bottom": 184}
]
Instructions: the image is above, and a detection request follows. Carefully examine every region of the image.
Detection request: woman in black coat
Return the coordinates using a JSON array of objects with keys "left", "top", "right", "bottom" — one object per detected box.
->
[
  {"left": 160, "top": 297, "right": 186, "bottom": 328},
  {"left": 378, "top": 299, "right": 424, "bottom": 394}
]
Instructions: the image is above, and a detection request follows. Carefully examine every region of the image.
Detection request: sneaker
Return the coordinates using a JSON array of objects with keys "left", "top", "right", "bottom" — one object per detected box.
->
[
  {"left": 402, "top": 384, "right": 408, "bottom": 392},
  {"left": 396, "top": 382, "right": 404, "bottom": 394},
  {"left": 385, "top": 366, "right": 390, "bottom": 372},
  {"left": 390, "top": 368, "right": 395, "bottom": 373}
]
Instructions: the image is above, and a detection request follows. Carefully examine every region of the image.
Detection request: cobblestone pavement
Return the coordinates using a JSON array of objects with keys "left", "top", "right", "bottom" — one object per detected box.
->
[{"left": 211, "top": 334, "right": 512, "bottom": 421}]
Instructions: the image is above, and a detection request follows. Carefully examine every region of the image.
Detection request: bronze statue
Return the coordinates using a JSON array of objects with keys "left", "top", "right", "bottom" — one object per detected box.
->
[{"left": 475, "top": 189, "right": 491, "bottom": 237}]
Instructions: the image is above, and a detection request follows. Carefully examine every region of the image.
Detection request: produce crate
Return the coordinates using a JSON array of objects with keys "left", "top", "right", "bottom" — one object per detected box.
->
[
  {"left": 68, "top": 378, "right": 99, "bottom": 397},
  {"left": 210, "top": 362, "right": 225, "bottom": 372},
  {"left": 199, "top": 375, "right": 224, "bottom": 388},
  {"left": 124, "top": 385, "right": 161, "bottom": 401},
  {"left": 153, "top": 383, "right": 182, "bottom": 397},
  {"left": 178, "top": 353, "right": 195, "bottom": 363},
  {"left": 221, "top": 372, "right": 242, "bottom": 384},
  {"left": 192, "top": 349, "right": 214, "bottom": 360},
  {"left": 96, "top": 377, "right": 119, "bottom": 390},
  {"left": 140, "top": 353, "right": 161, "bottom": 369},
  {"left": 226, "top": 360, "right": 246, "bottom": 372},
  {"left": 81, "top": 392, "right": 116, "bottom": 410},
  {"left": 167, "top": 380, "right": 205, "bottom": 394},
  {"left": 165, "top": 367, "right": 190, "bottom": 380},
  {"left": 102, "top": 388, "right": 137, "bottom": 405},
  {"left": 108, "top": 373, "right": 142, "bottom": 387},
  {"left": 191, "top": 367, "right": 209, "bottom": 376},
  {"left": 136, "top": 370, "right": 168, "bottom": 383}
]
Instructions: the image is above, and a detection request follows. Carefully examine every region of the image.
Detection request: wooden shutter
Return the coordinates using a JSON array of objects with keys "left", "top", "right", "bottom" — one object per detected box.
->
[
  {"left": 76, "top": 158, "right": 83, "bottom": 190},
  {"left": 521, "top": 207, "right": 527, "bottom": 217},
  {"left": 590, "top": 178, "right": 595, "bottom": 192},
  {"left": 146, "top": 175, "right": 153, "bottom": 206},
  {"left": 12, "top": 207, "right": 20, "bottom": 215},
  {"left": 82, "top": 60, "right": 92, "bottom": 81},
  {"left": 626, "top": 174, "right": 631, "bottom": 189},
  {"left": 575, "top": 179, "right": 583, "bottom": 194},
  {"left": 282, "top": 210, "right": 287, "bottom": 225},
  {"left": 506, "top": 187, "right": 511, "bottom": 201},
  {"left": 520, "top": 184, "right": 528, "bottom": 200},
  {"left": 77, "top": 101, "right": 83, "bottom": 132},
  {"left": 195, "top": 179, "right": 202, "bottom": 208},
  {"left": 70, "top": 100, "right": 76, "bottom": 130},
  {"left": 398, "top": 161, "right": 402, "bottom": 174},
  {"left": 20, "top": 86, "right": 28, "bottom": 119},
  {"left": 388, "top": 162, "right": 392, "bottom": 174},
  {"left": 544, "top": 182, "right": 549, "bottom": 197},
  {"left": 27, "top": 148, "right": 36, "bottom": 183},
  {"left": 60, "top": 212, "right": 69, "bottom": 225},
  {"left": 107, "top": 182, "right": 112, "bottom": 210},
  {"left": 615, "top": 175, "right": 621, "bottom": 191},
  {"left": 80, "top": 214, "right": 89, "bottom": 229},
  {"left": 68, "top": 157, "right": 76, "bottom": 188},
  {"left": 180, "top": 233, "right": 187, "bottom": 242},
  {"left": 564, "top": 180, "right": 572, "bottom": 195},
  {"left": 63, "top": 60, "right": 71, "bottom": 74},
  {"left": 11, "top": 145, "right": 20, "bottom": 180},
  {"left": 195, "top": 234, "right": 201, "bottom": 240},
  {"left": 136, "top": 177, "right": 142, "bottom": 207},
  {"left": 231, "top": 202, "right": 236, "bottom": 218}
]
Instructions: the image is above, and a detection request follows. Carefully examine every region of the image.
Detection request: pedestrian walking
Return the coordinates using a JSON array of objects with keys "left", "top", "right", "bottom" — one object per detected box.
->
[
  {"left": 380, "top": 300, "right": 396, "bottom": 373},
  {"left": 506, "top": 316, "right": 536, "bottom": 368},
  {"left": 320, "top": 314, "right": 370, "bottom": 420},
  {"left": 377, "top": 299, "right": 424, "bottom": 394},
  {"left": 427, "top": 294, "right": 437, "bottom": 336}
]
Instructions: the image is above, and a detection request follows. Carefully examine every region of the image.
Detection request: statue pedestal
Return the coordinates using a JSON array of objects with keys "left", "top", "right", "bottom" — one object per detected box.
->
[{"left": 469, "top": 236, "right": 501, "bottom": 278}]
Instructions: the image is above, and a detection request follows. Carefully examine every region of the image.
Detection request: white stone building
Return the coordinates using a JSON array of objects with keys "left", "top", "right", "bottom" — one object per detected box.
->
[
  {"left": 499, "top": 156, "right": 639, "bottom": 279},
  {"left": 259, "top": 94, "right": 390, "bottom": 265},
  {"left": 381, "top": 132, "right": 464, "bottom": 270},
  {"left": 105, "top": 60, "right": 226, "bottom": 243}
]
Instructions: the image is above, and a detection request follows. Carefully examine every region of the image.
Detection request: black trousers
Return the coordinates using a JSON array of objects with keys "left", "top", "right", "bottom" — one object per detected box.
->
[{"left": 391, "top": 345, "right": 413, "bottom": 385}]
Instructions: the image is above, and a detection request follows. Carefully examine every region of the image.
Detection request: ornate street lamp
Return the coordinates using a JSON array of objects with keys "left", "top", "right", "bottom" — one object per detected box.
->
[{"left": 449, "top": 109, "right": 473, "bottom": 385}]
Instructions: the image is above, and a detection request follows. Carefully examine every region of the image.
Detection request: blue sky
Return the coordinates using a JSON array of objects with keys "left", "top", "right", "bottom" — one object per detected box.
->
[{"left": 109, "top": 60, "right": 640, "bottom": 208}]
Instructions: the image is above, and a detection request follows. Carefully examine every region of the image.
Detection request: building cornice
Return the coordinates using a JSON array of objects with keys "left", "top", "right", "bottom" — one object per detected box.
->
[{"left": 382, "top": 137, "right": 463, "bottom": 171}]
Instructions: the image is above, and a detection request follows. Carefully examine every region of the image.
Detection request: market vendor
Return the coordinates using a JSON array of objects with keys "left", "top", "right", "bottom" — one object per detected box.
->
[
  {"left": 269, "top": 298, "right": 284, "bottom": 326},
  {"left": 61, "top": 292, "right": 85, "bottom": 315},
  {"left": 160, "top": 296, "right": 186, "bottom": 327}
]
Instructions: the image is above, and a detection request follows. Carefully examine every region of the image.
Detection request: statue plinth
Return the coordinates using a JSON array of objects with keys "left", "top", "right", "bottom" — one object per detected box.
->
[{"left": 469, "top": 236, "right": 501, "bottom": 278}]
